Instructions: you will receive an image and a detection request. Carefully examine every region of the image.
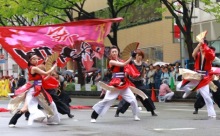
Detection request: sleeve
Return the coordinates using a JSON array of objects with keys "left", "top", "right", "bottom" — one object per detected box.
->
[
  {"left": 42, "top": 76, "right": 59, "bottom": 89},
  {"left": 202, "top": 43, "right": 215, "bottom": 61},
  {"left": 124, "top": 63, "right": 140, "bottom": 78}
]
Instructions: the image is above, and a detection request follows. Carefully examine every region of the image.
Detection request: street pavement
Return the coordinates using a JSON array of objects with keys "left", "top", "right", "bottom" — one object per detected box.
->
[{"left": 1, "top": 97, "right": 220, "bottom": 136}]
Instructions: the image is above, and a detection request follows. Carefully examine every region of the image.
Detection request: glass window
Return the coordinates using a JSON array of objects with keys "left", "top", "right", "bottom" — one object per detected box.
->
[{"left": 140, "top": 46, "right": 163, "bottom": 64}]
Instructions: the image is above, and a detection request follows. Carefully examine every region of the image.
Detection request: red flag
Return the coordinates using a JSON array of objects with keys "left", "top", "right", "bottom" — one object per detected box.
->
[{"left": 0, "top": 18, "right": 123, "bottom": 70}]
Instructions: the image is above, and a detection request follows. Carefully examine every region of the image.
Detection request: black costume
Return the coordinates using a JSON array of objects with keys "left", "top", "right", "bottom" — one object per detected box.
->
[{"left": 115, "top": 61, "right": 157, "bottom": 117}]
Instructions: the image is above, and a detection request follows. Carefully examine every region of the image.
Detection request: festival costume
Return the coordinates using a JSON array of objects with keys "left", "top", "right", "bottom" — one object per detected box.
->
[
  {"left": 91, "top": 59, "right": 140, "bottom": 121},
  {"left": 177, "top": 43, "right": 216, "bottom": 117},
  {"left": 8, "top": 66, "right": 60, "bottom": 126},
  {"left": 116, "top": 61, "right": 156, "bottom": 116}
]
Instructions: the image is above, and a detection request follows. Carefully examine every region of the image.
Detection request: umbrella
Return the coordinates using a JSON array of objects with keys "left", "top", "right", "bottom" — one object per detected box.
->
[
  {"left": 153, "top": 62, "right": 169, "bottom": 67},
  {"left": 62, "top": 70, "right": 74, "bottom": 76}
]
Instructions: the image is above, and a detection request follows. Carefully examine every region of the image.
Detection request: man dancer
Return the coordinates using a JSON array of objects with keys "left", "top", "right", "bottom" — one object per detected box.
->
[{"left": 177, "top": 39, "right": 216, "bottom": 118}]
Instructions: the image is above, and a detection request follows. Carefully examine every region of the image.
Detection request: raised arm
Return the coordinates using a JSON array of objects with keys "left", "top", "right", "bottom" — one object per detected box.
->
[
  {"left": 31, "top": 64, "right": 57, "bottom": 75},
  {"left": 192, "top": 42, "right": 202, "bottom": 60}
]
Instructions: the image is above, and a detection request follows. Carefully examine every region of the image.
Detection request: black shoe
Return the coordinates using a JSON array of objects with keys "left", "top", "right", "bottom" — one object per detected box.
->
[
  {"left": 25, "top": 112, "right": 30, "bottom": 120},
  {"left": 193, "top": 110, "right": 198, "bottom": 114},
  {"left": 68, "top": 113, "right": 74, "bottom": 118},
  {"left": 115, "top": 110, "right": 120, "bottom": 117},
  {"left": 152, "top": 113, "right": 158, "bottom": 116},
  {"left": 115, "top": 113, "right": 119, "bottom": 117},
  {"left": 9, "top": 111, "right": 23, "bottom": 127}
]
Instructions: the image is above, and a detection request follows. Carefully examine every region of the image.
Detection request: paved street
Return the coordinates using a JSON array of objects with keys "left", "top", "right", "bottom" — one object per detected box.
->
[{"left": 1, "top": 97, "right": 220, "bottom": 136}]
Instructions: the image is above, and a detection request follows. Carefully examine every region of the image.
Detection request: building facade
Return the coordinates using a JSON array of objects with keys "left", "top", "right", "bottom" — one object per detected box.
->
[{"left": 191, "top": 1, "right": 220, "bottom": 57}]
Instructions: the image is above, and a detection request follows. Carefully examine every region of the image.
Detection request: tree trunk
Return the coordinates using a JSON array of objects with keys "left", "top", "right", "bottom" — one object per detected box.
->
[{"left": 76, "top": 60, "right": 85, "bottom": 86}]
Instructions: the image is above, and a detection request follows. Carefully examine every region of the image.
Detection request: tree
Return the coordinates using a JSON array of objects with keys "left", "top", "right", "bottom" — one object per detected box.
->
[
  {"left": 0, "top": 0, "right": 149, "bottom": 85},
  {"left": 201, "top": 0, "right": 220, "bottom": 21},
  {"left": 148, "top": 0, "right": 197, "bottom": 60}
]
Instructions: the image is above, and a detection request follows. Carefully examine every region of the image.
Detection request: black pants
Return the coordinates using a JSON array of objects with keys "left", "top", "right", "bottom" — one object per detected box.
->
[
  {"left": 117, "top": 81, "right": 156, "bottom": 114},
  {"left": 47, "top": 89, "right": 71, "bottom": 115}
]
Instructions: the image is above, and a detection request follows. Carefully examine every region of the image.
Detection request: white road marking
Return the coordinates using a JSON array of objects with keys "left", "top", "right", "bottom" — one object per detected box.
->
[
  {"left": 165, "top": 108, "right": 206, "bottom": 112},
  {"left": 154, "top": 128, "right": 196, "bottom": 131}
]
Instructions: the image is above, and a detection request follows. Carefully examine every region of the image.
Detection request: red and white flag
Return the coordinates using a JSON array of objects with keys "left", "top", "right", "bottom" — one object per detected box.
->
[{"left": 0, "top": 18, "right": 122, "bottom": 70}]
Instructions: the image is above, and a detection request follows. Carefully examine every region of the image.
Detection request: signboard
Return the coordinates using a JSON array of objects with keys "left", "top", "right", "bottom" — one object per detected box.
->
[
  {"left": 0, "top": 59, "right": 5, "bottom": 64},
  {"left": 75, "top": 84, "right": 81, "bottom": 91},
  {"left": 0, "top": 54, "right": 5, "bottom": 64},
  {"left": 97, "top": 84, "right": 102, "bottom": 91},
  {"left": 85, "top": 84, "right": 91, "bottom": 91},
  {"left": 173, "top": 1, "right": 183, "bottom": 43}
]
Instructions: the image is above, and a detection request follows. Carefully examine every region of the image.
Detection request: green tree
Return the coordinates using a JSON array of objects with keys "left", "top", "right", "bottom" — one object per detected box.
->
[
  {"left": 148, "top": 0, "right": 197, "bottom": 60},
  {"left": 0, "top": 0, "right": 150, "bottom": 85},
  {"left": 201, "top": 0, "right": 220, "bottom": 21}
]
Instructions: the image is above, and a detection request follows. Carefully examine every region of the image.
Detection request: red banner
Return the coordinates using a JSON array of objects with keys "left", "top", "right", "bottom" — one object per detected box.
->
[{"left": 0, "top": 18, "right": 122, "bottom": 70}]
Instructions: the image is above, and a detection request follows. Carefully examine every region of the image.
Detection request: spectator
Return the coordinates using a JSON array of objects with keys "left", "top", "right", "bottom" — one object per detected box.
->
[
  {"left": 147, "top": 65, "right": 155, "bottom": 89},
  {"left": 154, "top": 65, "right": 162, "bottom": 90},
  {"left": 17, "top": 75, "right": 26, "bottom": 88},
  {"left": 94, "top": 71, "right": 102, "bottom": 85},
  {"left": 161, "top": 67, "right": 171, "bottom": 86},
  {"left": 158, "top": 80, "right": 174, "bottom": 102}
]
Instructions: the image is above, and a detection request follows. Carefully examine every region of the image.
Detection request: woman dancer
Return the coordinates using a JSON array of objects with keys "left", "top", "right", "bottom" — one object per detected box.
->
[
  {"left": 90, "top": 46, "right": 140, "bottom": 123},
  {"left": 115, "top": 49, "right": 157, "bottom": 117},
  {"left": 177, "top": 39, "right": 216, "bottom": 118},
  {"left": 8, "top": 52, "right": 60, "bottom": 127}
]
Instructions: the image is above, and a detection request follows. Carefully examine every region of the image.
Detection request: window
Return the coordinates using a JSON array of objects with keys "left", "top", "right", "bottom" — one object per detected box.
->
[{"left": 140, "top": 46, "right": 163, "bottom": 64}]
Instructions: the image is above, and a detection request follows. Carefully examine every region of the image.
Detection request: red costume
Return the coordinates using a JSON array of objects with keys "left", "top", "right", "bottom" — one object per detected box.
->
[
  {"left": 181, "top": 43, "right": 215, "bottom": 91},
  {"left": 15, "top": 66, "right": 59, "bottom": 104},
  {"left": 108, "top": 59, "right": 140, "bottom": 90}
]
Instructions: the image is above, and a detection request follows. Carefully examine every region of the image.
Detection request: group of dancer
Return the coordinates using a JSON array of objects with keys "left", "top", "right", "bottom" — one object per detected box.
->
[
  {"left": 8, "top": 52, "right": 73, "bottom": 127},
  {"left": 7, "top": 36, "right": 220, "bottom": 127}
]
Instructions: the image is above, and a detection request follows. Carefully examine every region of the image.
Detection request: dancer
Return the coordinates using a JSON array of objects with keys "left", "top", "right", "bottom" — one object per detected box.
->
[
  {"left": 8, "top": 53, "right": 60, "bottom": 127},
  {"left": 115, "top": 49, "right": 157, "bottom": 117},
  {"left": 177, "top": 38, "right": 216, "bottom": 118},
  {"left": 49, "top": 71, "right": 74, "bottom": 118},
  {"left": 90, "top": 46, "right": 140, "bottom": 123}
]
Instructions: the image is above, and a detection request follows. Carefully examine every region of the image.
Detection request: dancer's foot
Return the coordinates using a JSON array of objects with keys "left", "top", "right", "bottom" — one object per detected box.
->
[
  {"left": 193, "top": 109, "right": 198, "bottom": 114},
  {"left": 115, "top": 113, "right": 119, "bottom": 117},
  {"left": 134, "top": 115, "right": 140, "bottom": 121},
  {"left": 151, "top": 113, "right": 158, "bottom": 116},
  {"left": 8, "top": 124, "right": 15, "bottom": 128},
  {"left": 208, "top": 115, "right": 216, "bottom": 120},
  {"left": 90, "top": 119, "right": 96, "bottom": 123},
  {"left": 8, "top": 110, "right": 23, "bottom": 128},
  {"left": 115, "top": 110, "right": 120, "bottom": 117},
  {"left": 68, "top": 113, "right": 74, "bottom": 118},
  {"left": 182, "top": 90, "right": 192, "bottom": 98}
]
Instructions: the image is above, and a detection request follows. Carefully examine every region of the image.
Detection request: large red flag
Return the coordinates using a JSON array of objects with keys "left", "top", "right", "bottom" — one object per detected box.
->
[{"left": 0, "top": 18, "right": 122, "bottom": 70}]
